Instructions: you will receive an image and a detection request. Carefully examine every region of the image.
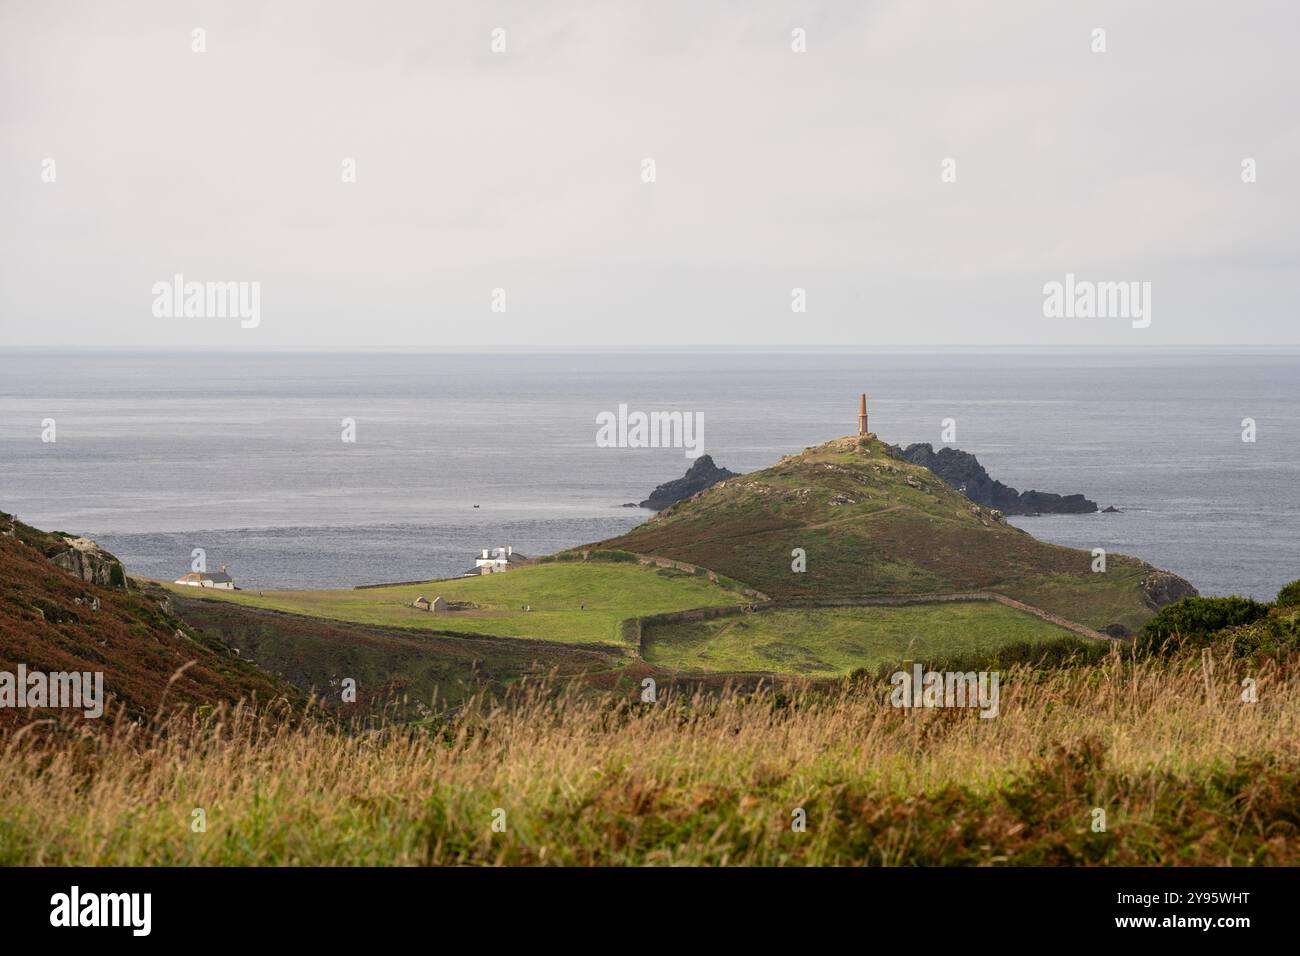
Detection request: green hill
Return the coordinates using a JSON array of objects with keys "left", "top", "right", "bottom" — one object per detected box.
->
[{"left": 597, "top": 435, "right": 1195, "bottom": 635}]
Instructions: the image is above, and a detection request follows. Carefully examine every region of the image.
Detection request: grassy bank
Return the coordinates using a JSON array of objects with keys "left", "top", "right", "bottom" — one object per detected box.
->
[
  {"left": 642, "top": 602, "right": 1078, "bottom": 675},
  {"left": 2, "top": 641, "right": 1295, "bottom": 866}
]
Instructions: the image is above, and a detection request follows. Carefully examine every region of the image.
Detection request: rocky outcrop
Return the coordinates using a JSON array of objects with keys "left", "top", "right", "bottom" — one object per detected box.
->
[
  {"left": 896, "top": 443, "right": 1097, "bottom": 515},
  {"left": 2, "top": 512, "right": 127, "bottom": 588},
  {"left": 638, "top": 455, "right": 740, "bottom": 510},
  {"left": 48, "top": 536, "right": 127, "bottom": 588},
  {"left": 1140, "top": 570, "right": 1199, "bottom": 609}
]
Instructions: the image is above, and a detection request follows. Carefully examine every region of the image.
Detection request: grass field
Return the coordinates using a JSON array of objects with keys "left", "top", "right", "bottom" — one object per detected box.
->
[
  {"left": 3, "top": 640, "right": 1295, "bottom": 865},
  {"left": 160, "top": 561, "right": 747, "bottom": 647},
  {"left": 642, "top": 602, "right": 1080, "bottom": 675}
]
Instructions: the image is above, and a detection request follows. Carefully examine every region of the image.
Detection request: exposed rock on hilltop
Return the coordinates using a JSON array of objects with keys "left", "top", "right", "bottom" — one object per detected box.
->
[
  {"left": 3, "top": 512, "right": 127, "bottom": 587},
  {"left": 49, "top": 536, "right": 126, "bottom": 587},
  {"left": 897, "top": 443, "right": 1097, "bottom": 515},
  {"left": 639, "top": 455, "right": 739, "bottom": 510}
]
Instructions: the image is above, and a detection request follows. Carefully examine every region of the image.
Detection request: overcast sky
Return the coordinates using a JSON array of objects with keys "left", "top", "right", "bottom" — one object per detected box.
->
[{"left": 2, "top": 0, "right": 1297, "bottom": 349}]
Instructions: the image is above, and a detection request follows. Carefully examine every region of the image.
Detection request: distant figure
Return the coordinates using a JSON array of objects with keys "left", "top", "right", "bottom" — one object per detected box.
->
[{"left": 473, "top": 504, "right": 480, "bottom": 509}]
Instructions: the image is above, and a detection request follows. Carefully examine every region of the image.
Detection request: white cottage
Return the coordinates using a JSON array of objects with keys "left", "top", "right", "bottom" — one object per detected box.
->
[{"left": 174, "top": 565, "right": 236, "bottom": 589}]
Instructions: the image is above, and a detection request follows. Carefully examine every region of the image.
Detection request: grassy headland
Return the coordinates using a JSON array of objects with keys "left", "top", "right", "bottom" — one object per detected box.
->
[{"left": 600, "top": 436, "right": 1182, "bottom": 635}]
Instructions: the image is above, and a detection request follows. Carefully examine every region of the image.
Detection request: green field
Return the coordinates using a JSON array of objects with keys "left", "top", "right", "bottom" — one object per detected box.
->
[
  {"left": 642, "top": 601, "right": 1081, "bottom": 675},
  {"left": 161, "top": 561, "right": 748, "bottom": 647}
]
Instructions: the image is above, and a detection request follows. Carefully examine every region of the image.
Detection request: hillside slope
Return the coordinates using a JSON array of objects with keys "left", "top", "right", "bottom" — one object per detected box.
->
[
  {"left": 170, "top": 595, "right": 629, "bottom": 715},
  {"left": 598, "top": 436, "right": 1195, "bottom": 634},
  {"left": 0, "top": 512, "right": 302, "bottom": 728}
]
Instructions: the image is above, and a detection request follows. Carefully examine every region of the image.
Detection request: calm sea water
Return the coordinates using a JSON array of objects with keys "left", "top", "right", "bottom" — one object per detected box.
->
[{"left": 1, "top": 350, "right": 1295, "bottom": 598}]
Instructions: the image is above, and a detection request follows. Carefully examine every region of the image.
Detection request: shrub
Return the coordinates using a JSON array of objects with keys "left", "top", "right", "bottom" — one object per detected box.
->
[
  {"left": 1137, "top": 596, "right": 1271, "bottom": 656},
  {"left": 1216, "top": 617, "right": 1300, "bottom": 658},
  {"left": 587, "top": 549, "right": 637, "bottom": 563},
  {"left": 538, "top": 552, "right": 582, "bottom": 563},
  {"left": 860, "top": 635, "right": 1111, "bottom": 681},
  {"left": 1276, "top": 579, "right": 1300, "bottom": 609}
]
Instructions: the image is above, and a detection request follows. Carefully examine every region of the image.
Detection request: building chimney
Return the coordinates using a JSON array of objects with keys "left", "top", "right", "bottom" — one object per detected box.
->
[
  {"left": 858, "top": 394, "right": 869, "bottom": 436},
  {"left": 507, "top": 546, "right": 512, "bottom": 556},
  {"left": 482, "top": 549, "right": 488, "bottom": 559}
]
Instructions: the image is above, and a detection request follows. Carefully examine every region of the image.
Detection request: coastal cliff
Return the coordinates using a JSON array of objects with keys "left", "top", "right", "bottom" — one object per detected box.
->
[
  {"left": 638, "top": 455, "right": 739, "bottom": 510},
  {"left": 896, "top": 443, "right": 1098, "bottom": 515}
]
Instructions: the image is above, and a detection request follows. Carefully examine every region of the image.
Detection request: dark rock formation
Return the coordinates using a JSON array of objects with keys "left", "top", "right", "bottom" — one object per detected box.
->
[
  {"left": 896, "top": 443, "right": 1097, "bottom": 515},
  {"left": 638, "top": 455, "right": 739, "bottom": 510},
  {"left": 1140, "top": 570, "right": 1199, "bottom": 609},
  {"left": 1102, "top": 505, "right": 1121, "bottom": 513}
]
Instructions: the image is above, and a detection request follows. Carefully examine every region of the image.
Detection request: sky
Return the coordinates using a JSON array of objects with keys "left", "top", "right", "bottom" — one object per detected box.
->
[{"left": 2, "top": 0, "right": 1297, "bottom": 350}]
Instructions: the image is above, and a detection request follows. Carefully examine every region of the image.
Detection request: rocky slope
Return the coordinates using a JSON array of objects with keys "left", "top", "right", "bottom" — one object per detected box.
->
[
  {"left": 0, "top": 510, "right": 302, "bottom": 728},
  {"left": 897, "top": 443, "right": 1098, "bottom": 514}
]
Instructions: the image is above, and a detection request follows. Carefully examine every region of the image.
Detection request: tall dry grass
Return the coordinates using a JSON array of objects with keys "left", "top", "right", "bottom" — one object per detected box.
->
[{"left": 2, "top": 643, "right": 1296, "bottom": 865}]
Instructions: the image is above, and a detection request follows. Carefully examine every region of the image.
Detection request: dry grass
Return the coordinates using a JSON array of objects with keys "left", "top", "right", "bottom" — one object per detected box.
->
[{"left": 2, "top": 643, "right": 1296, "bottom": 866}]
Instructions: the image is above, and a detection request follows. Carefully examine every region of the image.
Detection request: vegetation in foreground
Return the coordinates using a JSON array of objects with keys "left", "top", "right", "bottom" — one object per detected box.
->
[
  {"left": 2, "top": 638, "right": 1295, "bottom": 866},
  {"left": 160, "top": 561, "right": 747, "bottom": 647},
  {"left": 642, "top": 602, "right": 1076, "bottom": 676}
]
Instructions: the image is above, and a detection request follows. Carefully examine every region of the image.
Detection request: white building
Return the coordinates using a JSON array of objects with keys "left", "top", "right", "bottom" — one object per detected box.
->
[
  {"left": 461, "top": 546, "right": 527, "bottom": 576},
  {"left": 174, "top": 565, "right": 236, "bottom": 589}
]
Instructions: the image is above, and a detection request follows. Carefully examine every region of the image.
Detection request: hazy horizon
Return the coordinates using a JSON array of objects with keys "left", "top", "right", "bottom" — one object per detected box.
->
[
  {"left": 4, "top": 0, "right": 1298, "bottom": 351},
  {"left": 6, "top": 343, "right": 1300, "bottom": 355}
]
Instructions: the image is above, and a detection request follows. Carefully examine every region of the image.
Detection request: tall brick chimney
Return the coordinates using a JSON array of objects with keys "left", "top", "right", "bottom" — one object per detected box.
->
[{"left": 858, "top": 394, "right": 868, "bottom": 436}]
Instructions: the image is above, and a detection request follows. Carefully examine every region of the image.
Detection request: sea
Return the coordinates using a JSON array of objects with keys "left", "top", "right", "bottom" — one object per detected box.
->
[{"left": 1, "top": 349, "right": 1295, "bottom": 599}]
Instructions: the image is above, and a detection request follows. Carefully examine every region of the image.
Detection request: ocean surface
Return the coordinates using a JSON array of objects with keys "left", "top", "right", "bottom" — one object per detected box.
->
[{"left": 1, "top": 350, "right": 1296, "bottom": 598}]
